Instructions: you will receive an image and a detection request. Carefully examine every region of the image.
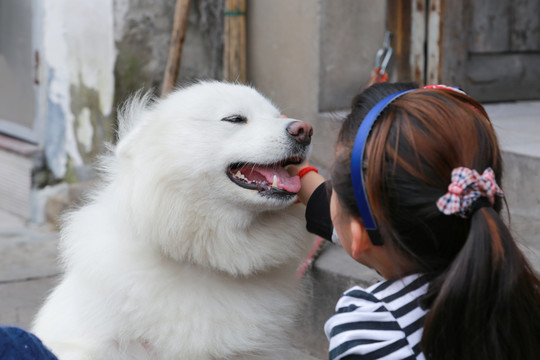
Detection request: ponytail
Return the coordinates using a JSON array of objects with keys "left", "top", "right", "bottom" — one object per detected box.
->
[{"left": 422, "top": 207, "right": 540, "bottom": 360}]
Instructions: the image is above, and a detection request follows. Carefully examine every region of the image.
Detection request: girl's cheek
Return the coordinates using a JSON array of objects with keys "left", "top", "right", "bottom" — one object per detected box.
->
[{"left": 330, "top": 191, "right": 353, "bottom": 254}]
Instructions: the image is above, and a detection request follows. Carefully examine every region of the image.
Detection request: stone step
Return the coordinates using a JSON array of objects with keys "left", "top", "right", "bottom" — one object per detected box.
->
[
  {"left": 0, "top": 134, "right": 41, "bottom": 219},
  {"left": 293, "top": 244, "right": 381, "bottom": 359},
  {"left": 487, "top": 101, "right": 540, "bottom": 269}
]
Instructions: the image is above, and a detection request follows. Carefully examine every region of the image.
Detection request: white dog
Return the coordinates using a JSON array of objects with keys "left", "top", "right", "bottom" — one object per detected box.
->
[{"left": 33, "top": 82, "right": 315, "bottom": 359}]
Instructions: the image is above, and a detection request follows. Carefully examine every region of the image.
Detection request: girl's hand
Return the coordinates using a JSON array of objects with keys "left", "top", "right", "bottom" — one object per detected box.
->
[{"left": 287, "top": 162, "right": 325, "bottom": 205}]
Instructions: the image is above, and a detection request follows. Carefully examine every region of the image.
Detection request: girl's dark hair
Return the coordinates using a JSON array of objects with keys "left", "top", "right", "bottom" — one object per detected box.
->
[{"left": 331, "top": 82, "right": 540, "bottom": 359}]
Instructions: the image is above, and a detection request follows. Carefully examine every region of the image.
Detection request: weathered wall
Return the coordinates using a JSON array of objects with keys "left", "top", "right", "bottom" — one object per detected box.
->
[
  {"left": 38, "top": 0, "right": 223, "bottom": 185},
  {"left": 113, "top": 0, "right": 224, "bottom": 109},
  {"left": 41, "top": 0, "right": 116, "bottom": 182}
]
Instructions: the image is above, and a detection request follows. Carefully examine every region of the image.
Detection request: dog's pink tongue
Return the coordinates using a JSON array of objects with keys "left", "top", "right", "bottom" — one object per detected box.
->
[{"left": 255, "top": 166, "right": 301, "bottom": 193}]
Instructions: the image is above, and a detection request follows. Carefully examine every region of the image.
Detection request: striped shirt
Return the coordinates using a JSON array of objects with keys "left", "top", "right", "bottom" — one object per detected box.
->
[{"left": 324, "top": 274, "right": 430, "bottom": 360}]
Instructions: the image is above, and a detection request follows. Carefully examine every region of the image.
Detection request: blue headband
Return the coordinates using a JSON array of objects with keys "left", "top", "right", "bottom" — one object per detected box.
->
[
  {"left": 350, "top": 89, "right": 414, "bottom": 245},
  {"left": 350, "top": 85, "right": 465, "bottom": 245}
]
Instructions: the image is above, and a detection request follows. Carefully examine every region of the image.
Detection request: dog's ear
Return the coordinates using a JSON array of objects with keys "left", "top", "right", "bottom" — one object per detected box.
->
[
  {"left": 115, "top": 126, "right": 143, "bottom": 160},
  {"left": 117, "top": 90, "right": 154, "bottom": 139},
  {"left": 115, "top": 90, "right": 154, "bottom": 159}
]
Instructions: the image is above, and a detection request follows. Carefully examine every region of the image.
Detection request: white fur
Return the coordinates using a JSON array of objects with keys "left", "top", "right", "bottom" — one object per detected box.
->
[{"left": 33, "top": 82, "right": 313, "bottom": 359}]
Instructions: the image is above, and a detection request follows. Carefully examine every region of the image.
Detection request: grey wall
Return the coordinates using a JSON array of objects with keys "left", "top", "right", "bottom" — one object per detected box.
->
[
  {"left": 319, "top": 0, "right": 386, "bottom": 112},
  {"left": 247, "top": 0, "right": 386, "bottom": 167},
  {"left": 247, "top": 1, "right": 320, "bottom": 122}
]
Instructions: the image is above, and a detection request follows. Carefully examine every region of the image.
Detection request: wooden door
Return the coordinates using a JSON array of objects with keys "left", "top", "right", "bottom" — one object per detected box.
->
[
  {"left": 441, "top": 0, "right": 540, "bottom": 102},
  {"left": 388, "top": 0, "right": 540, "bottom": 102}
]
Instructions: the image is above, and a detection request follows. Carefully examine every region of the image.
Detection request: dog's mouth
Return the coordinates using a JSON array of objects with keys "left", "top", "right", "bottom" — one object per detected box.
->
[{"left": 227, "top": 156, "right": 303, "bottom": 198}]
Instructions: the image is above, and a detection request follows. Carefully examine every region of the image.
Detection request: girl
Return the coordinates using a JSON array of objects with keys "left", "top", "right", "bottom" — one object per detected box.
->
[{"left": 292, "top": 82, "right": 540, "bottom": 359}]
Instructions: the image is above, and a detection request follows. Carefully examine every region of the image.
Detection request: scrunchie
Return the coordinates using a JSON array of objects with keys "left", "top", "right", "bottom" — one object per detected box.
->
[{"left": 436, "top": 167, "right": 504, "bottom": 218}]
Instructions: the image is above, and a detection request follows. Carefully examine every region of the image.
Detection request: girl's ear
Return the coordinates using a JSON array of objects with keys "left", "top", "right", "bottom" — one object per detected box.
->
[{"left": 349, "top": 219, "right": 372, "bottom": 261}]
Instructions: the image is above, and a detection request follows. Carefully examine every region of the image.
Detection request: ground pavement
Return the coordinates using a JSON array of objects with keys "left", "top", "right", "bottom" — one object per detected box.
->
[{"left": 0, "top": 210, "right": 58, "bottom": 329}]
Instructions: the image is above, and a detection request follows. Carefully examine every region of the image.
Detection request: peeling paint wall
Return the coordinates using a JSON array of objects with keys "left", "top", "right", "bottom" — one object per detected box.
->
[
  {"left": 42, "top": 0, "right": 116, "bottom": 181},
  {"left": 40, "top": 0, "right": 223, "bottom": 184}
]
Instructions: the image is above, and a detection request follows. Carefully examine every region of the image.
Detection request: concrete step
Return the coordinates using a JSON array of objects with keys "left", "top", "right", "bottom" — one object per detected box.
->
[
  {"left": 0, "top": 134, "right": 41, "bottom": 219},
  {"left": 293, "top": 244, "right": 382, "bottom": 359},
  {"left": 0, "top": 210, "right": 59, "bottom": 328},
  {"left": 295, "top": 101, "right": 540, "bottom": 359},
  {"left": 488, "top": 101, "right": 540, "bottom": 270}
]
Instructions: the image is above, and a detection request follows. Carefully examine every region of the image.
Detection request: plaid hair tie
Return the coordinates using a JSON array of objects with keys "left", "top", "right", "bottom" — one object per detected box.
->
[{"left": 436, "top": 167, "right": 504, "bottom": 218}]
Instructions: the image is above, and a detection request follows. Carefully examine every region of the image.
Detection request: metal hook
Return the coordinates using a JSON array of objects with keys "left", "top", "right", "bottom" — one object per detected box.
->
[{"left": 374, "top": 31, "right": 393, "bottom": 75}]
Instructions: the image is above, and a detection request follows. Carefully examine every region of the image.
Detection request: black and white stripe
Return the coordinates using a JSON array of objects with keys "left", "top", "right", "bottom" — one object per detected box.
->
[{"left": 325, "top": 274, "right": 430, "bottom": 360}]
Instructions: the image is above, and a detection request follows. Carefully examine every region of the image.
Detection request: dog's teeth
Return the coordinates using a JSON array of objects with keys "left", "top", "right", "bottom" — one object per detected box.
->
[
  {"left": 272, "top": 175, "right": 278, "bottom": 187},
  {"left": 235, "top": 171, "right": 248, "bottom": 181}
]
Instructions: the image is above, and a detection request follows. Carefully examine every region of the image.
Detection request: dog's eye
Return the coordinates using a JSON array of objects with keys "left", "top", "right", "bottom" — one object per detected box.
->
[{"left": 221, "top": 115, "right": 247, "bottom": 124}]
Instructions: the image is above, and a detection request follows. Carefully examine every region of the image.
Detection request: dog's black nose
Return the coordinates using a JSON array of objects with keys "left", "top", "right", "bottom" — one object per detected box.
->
[{"left": 286, "top": 121, "right": 313, "bottom": 146}]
